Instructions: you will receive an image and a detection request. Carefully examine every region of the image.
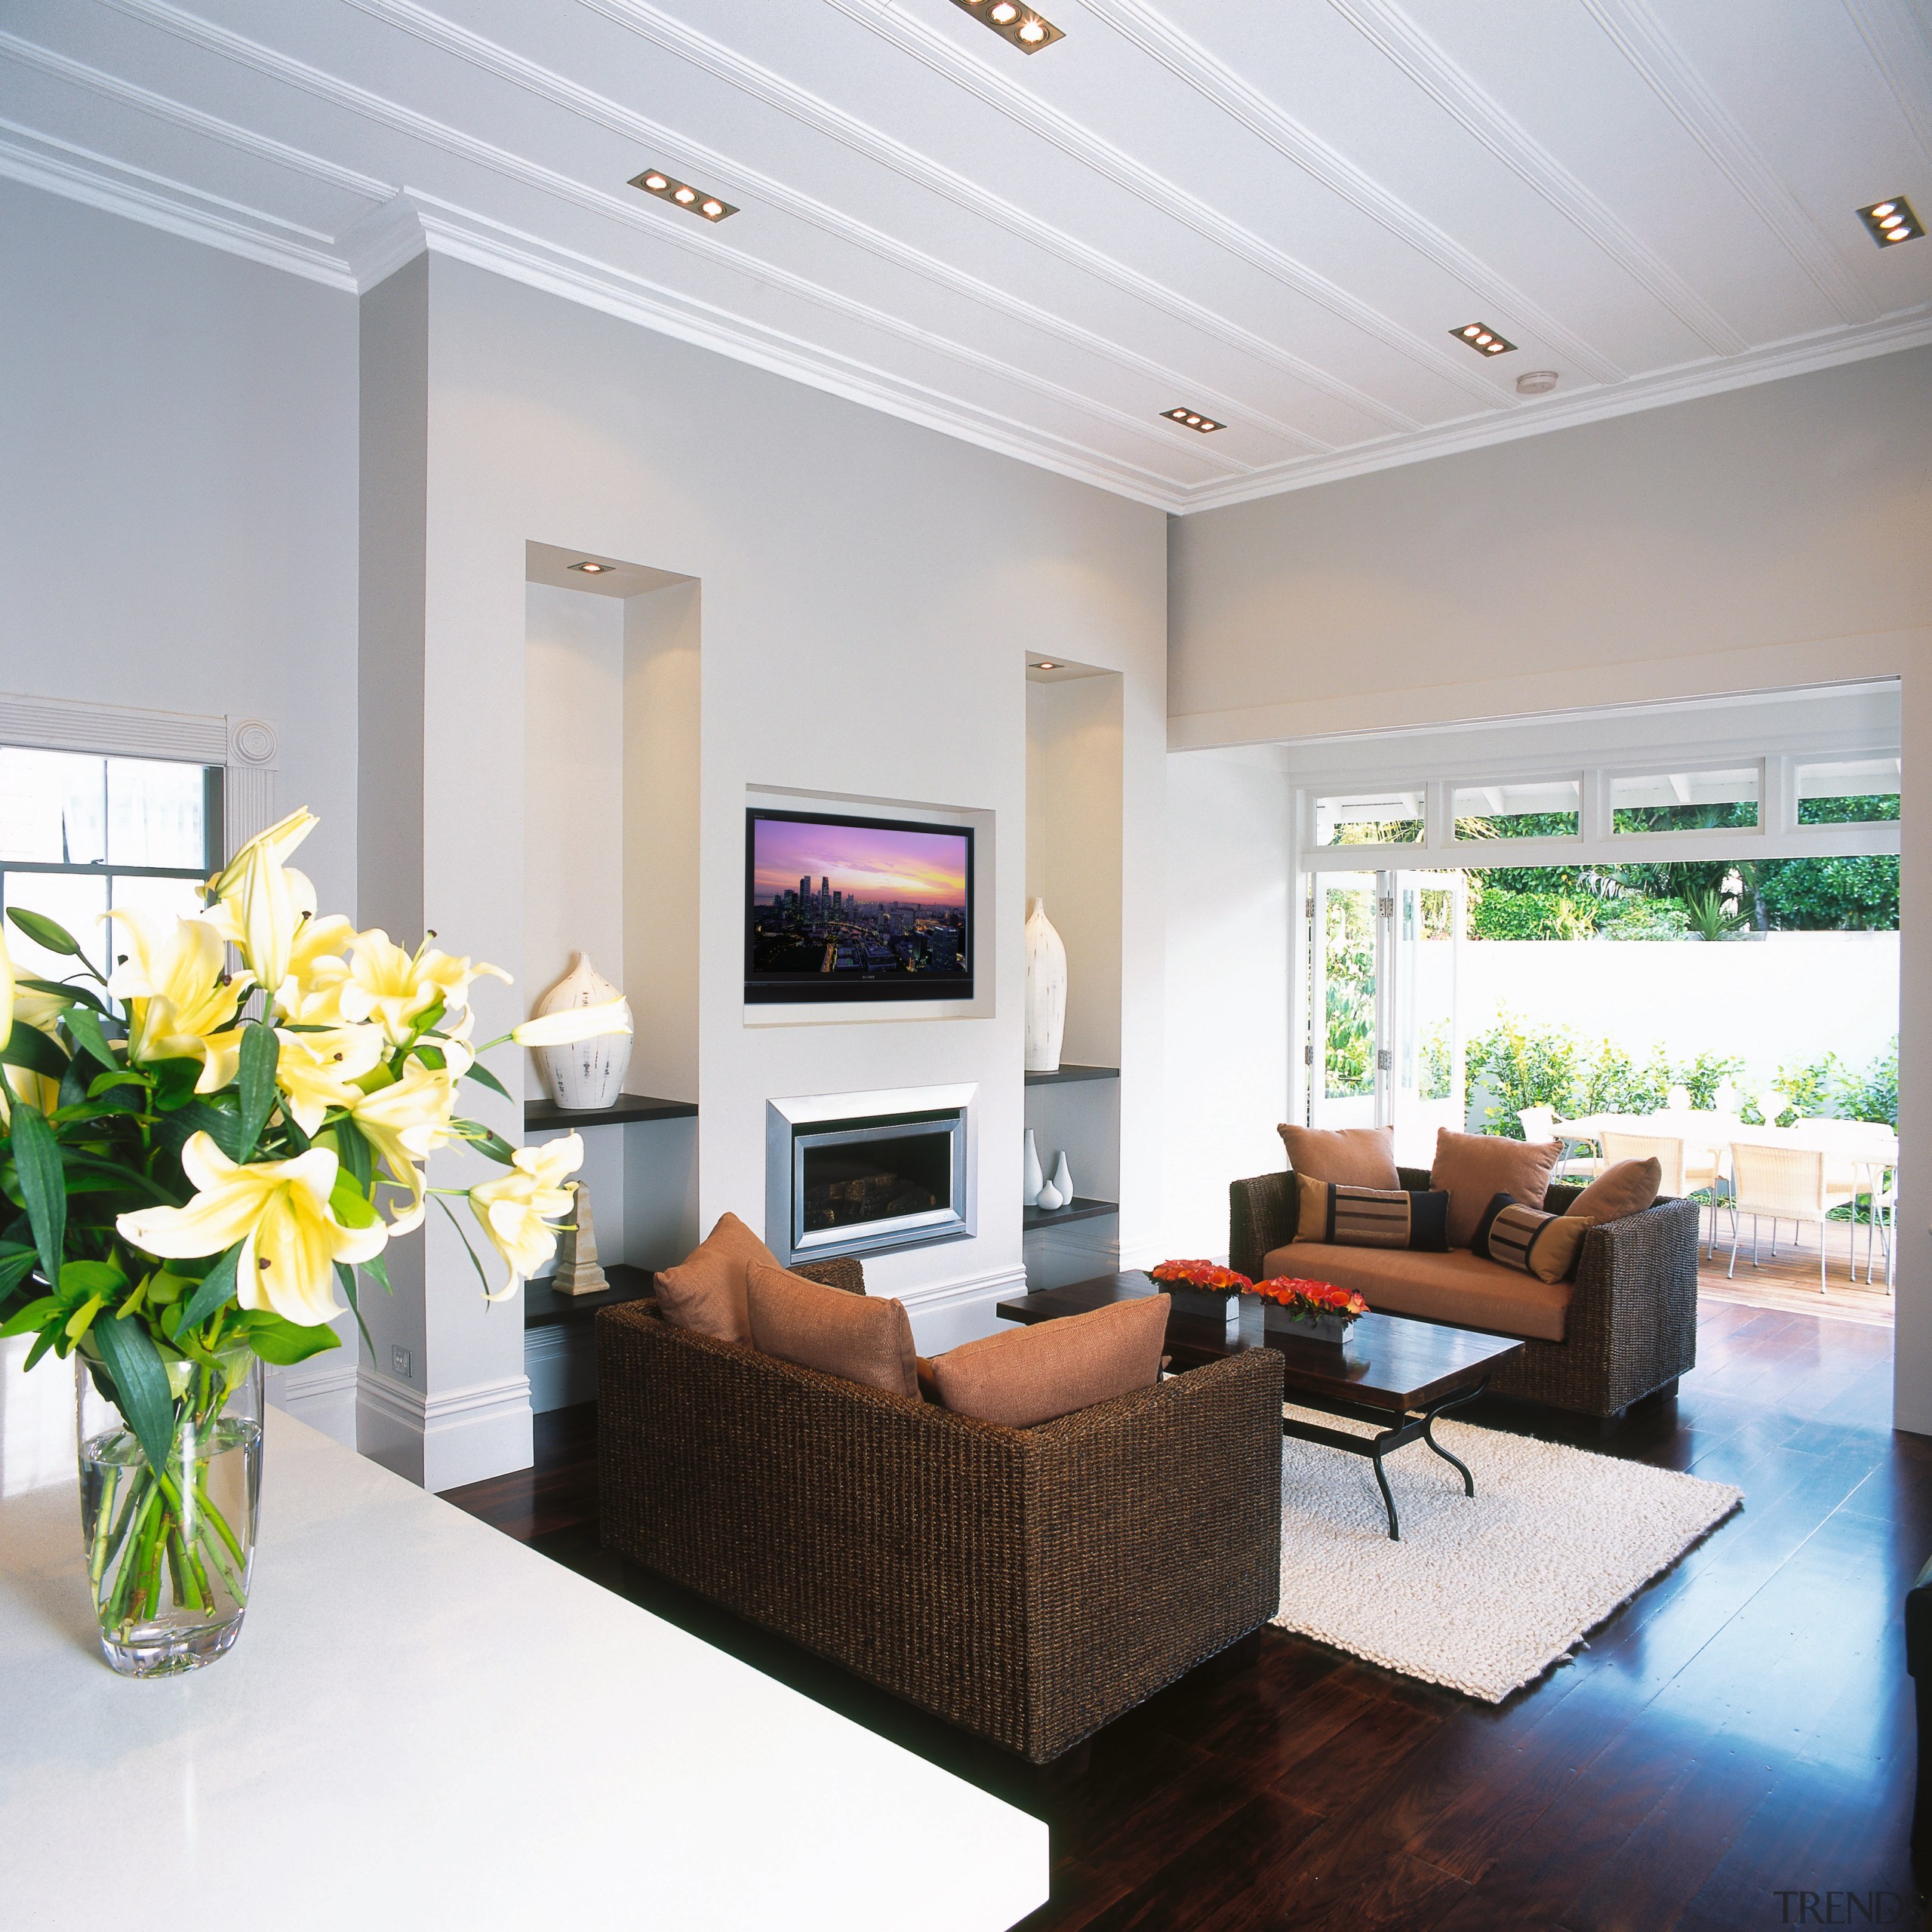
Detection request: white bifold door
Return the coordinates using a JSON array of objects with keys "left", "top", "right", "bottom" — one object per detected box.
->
[{"left": 1306, "top": 869, "right": 1466, "bottom": 1169}]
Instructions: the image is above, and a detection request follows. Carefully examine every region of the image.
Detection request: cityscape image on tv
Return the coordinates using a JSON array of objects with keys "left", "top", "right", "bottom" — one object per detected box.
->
[{"left": 748, "top": 812, "right": 970, "bottom": 985}]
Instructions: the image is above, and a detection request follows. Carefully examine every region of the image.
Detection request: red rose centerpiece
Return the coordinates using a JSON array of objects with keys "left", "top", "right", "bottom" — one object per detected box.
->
[
  {"left": 1247, "top": 1276, "right": 1370, "bottom": 1345},
  {"left": 1149, "top": 1259, "right": 1253, "bottom": 1327}
]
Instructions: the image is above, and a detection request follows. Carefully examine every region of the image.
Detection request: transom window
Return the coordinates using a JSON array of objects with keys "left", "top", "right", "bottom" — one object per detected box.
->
[
  {"left": 1451, "top": 778, "right": 1581, "bottom": 841},
  {"left": 1610, "top": 767, "right": 1759, "bottom": 834},
  {"left": 0, "top": 748, "right": 223, "bottom": 981},
  {"left": 1314, "top": 788, "right": 1425, "bottom": 846}
]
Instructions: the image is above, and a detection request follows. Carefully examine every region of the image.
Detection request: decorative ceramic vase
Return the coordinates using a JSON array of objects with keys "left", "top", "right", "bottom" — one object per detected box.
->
[
  {"left": 1023, "top": 1129, "right": 1044, "bottom": 1208},
  {"left": 76, "top": 1346, "right": 262, "bottom": 1677},
  {"left": 534, "top": 953, "right": 632, "bottom": 1109},
  {"left": 1035, "top": 1177, "right": 1065, "bottom": 1212},
  {"left": 1050, "top": 1151, "right": 1074, "bottom": 1208},
  {"left": 1023, "top": 899, "right": 1067, "bottom": 1075},
  {"left": 551, "top": 1179, "right": 609, "bottom": 1296}
]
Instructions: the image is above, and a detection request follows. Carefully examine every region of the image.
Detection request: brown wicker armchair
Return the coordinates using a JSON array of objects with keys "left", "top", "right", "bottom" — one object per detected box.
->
[
  {"left": 1230, "top": 1167, "right": 1698, "bottom": 1421},
  {"left": 596, "top": 1269, "right": 1284, "bottom": 1764}
]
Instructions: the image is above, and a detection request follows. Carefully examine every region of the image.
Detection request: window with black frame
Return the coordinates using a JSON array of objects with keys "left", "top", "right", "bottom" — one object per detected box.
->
[{"left": 0, "top": 747, "right": 223, "bottom": 983}]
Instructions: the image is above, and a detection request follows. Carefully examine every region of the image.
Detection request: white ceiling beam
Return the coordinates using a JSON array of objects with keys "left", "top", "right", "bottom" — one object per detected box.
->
[
  {"left": 1077, "top": 0, "right": 1626, "bottom": 386},
  {"left": 1578, "top": 0, "right": 1872, "bottom": 325},
  {"left": 1841, "top": 0, "right": 1932, "bottom": 167},
  {"left": 822, "top": 0, "right": 1513, "bottom": 413},
  {"left": 1326, "top": 0, "right": 1752, "bottom": 355}
]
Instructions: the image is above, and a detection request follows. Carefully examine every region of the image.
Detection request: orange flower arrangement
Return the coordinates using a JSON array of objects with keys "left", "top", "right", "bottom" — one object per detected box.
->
[
  {"left": 1149, "top": 1260, "right": 1254, "bottom": 1293},
  {"left": 1247, "top": 1277, "right": 1370, "bottom": 1325}
]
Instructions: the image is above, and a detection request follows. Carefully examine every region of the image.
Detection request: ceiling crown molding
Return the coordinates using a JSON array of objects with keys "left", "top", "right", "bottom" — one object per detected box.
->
[
  {"left": 1841, "top": 0, "right": 1932, "bottom": 165},
  {"left": 1075, "top": 0, "right": 1625, "bottom": 386},
  {"left": 825, "top": 0, "right": 1512, "bottom": 413},
  {"left": 1326, "top": 0, "right": 1751, "bottom": 355},
  {"left": 1579, "top": 0, "right": 1871, "bottom": 325},
  {"left": 0, "top": 119, "right": 355, "bottom": 288},
  {"left": 1170, "top": 300, "right": 1932, "bottom": 510}
]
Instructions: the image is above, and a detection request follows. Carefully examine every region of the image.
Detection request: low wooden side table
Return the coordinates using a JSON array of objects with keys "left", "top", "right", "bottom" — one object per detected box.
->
[{"left": 996, "top": 1273, "right": 1526, "bottom": 1541}]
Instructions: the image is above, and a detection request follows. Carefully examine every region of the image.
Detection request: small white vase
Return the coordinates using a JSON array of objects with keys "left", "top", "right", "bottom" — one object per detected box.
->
[
  {"left": 1023, "top": 1129, "right": 1044, "bottom": 1208},
  {"left": 533, "top": 953, "right": 632, "bottom": 1110},
  {"left": 1051, "top": 1151, "right": 1074, "bottom": 1207},
  {"left": 1023, "top": 898, "right": 1067, "bottom": 1075},
  {"left": 1035, "top": 1178, "right": 1064, "bottom": 1212}
]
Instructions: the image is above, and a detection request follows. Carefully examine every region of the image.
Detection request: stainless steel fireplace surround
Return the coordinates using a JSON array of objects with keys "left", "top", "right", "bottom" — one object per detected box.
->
[{"left": 765, "top": 1084, "right": 977, "bottom": 1266}]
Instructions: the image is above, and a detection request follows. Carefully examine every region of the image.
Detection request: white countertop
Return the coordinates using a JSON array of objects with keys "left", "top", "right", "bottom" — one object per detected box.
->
[{"left": 0, "top": 1383, "right": 1048, "bottom": 1930}]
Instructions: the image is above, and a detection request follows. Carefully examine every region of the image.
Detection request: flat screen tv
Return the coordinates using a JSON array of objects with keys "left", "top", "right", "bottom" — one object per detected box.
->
[{"left": 746, "top": 807, "right": 974, "bottom": 1005}]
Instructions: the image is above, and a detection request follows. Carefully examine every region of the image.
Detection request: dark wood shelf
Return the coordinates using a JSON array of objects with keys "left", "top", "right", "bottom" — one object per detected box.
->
[
  {"left": 523, "top": 1093, "right": 698, "bottom": 1131},
  {"left": 1023, "top": 1195, "right": 1119, "bottom": 1232},
  {"left": 1023, "top": 1063, "right": 1119, "bottom": 1088},
  {"left": 523, "top": 1263, "right": 655, "bottom": 1330}
]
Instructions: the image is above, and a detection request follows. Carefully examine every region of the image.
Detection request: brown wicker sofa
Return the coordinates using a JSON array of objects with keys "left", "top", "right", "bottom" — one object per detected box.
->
[
  {"left": 596, "top": 1261, "right": 1284, "bottom": 1764},
  {"left": 1230, "top": 1168, "right": 1698, "bottom": 1422}
]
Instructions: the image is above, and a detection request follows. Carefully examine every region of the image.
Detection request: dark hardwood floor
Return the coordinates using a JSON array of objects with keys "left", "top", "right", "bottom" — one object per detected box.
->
[{"left": 445, "top": 1299, "right": 1924, "bottom": 1930}]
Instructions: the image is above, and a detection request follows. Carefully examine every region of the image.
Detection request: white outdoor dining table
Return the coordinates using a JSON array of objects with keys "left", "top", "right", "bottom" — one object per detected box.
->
[{"left": 1552, "top": 1112, "right": 1898, "bottom": 1285}]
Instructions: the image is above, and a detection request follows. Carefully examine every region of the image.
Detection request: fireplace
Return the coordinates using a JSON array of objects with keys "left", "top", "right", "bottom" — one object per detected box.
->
[{"left": 766, "top": 1084, "right": 977, "bottom": 1266}]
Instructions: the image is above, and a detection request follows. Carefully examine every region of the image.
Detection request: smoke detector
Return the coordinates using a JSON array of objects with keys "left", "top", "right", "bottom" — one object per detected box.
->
[{"left": 1515, "top": 370, "right": 1559, "bottom": 396}]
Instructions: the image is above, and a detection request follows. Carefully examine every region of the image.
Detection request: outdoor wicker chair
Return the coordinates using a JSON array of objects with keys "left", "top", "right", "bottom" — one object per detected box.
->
[{"left": 596, "top": 1263, "right": 1285, "bottom": 1764}]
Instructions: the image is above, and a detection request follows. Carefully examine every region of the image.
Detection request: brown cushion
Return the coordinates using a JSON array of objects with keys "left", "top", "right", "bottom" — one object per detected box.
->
[
  {"left": 1262, "top": 1239, "right": 1569, "bottom": 1343},
  {"left": 1429, "top": 1129, "right": 1561, "bottom": 1251},
  {"left": 1277, "top": 1123, "right": 1401, "bottom": 1190},
  {"left": 1291, "top": 1172, "right": 1449, "bottom": 1252},
  {"left": 746, "top": 1260, "right": 918, "bottom": 1400},
  {"left": 1472, "top": 1195, "right": 1589, "bottom": 1284},
  {"left": 928, "top": 1295, "right": 1169, "bottom": 1428},
  {"left": 1569, "top": 1157, "right": 1663, "bottom": 1226},
  {"left": 651, "top": 1211, "right": 776, "bottom": 1343}
]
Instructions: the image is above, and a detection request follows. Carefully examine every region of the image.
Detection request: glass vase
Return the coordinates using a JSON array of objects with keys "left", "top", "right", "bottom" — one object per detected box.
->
[{"left": 75, "top": 1346, "right": 263, "bottom": 1677}]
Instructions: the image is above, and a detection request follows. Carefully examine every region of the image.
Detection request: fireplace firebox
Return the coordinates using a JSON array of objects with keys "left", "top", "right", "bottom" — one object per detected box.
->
[{"left": 766, "top": 1086, "right": 977, "bottom": 1266}]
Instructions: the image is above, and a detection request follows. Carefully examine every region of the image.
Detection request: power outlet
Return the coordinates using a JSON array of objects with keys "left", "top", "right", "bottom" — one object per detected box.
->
[{"left": 391, "top": 1345, "right": 412, "bottom": 1380}]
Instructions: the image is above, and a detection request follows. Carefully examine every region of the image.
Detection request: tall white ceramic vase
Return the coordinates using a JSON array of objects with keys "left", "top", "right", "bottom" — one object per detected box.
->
[
  {"left": 1023, "top": 898, "right": 1067, "bottom": 1075},
  {"left": 1023, "top": 1129, "right": 1045, "bottom": 1208},
  {"left": 533, "top": 953, "right": 632, "bottom": 1110}
]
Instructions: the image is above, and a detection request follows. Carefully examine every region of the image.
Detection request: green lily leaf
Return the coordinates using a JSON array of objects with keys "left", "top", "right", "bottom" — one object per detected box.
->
[
  {"left": 453, "top": 1119, "right": 517, "bottom": 1165},
  {"left": 62, "top": 1005, "right": 120, "bottom": 1074},
  {"left": 7, "top": 906, "right": 80, "bottom": 956},
  {"left": 92, "top": 1312, "right": 177, "bottom": 1475},
  {"left": 153, "top": 1097, "right": 245, "bottom": 1165},
  {"left": 461, "top": 1060, "right": 512, "bottom": 1103},
  {"left": 360, "top": 1251, "right": 391, "bottom": 1295},
  {"left": 9, "top": 1104, "right": 66, "bottom": 1290},
  {"left": 235, "top": 1022, "right": 280, "bottom": 1164},
  {"left": 177, "top": 1244, "right": 244, "bottom": 1332},
  {"left": 235, "top": 1309, "right": 342, "bottom": 1365},
  {"left": 414, "top": 1044, "right": 446, "bottom": 1072},
  {"left": 18, "top": 976, "right": 109, "bottom": 1016},
  {"left": 329, "top": 1169, "right": 380, "bottom": 1229},
  {"left": 329, "top": 1113, "right": 374, "bottom": 1197},
  {"left": 1, "top": 1021, "right": 69, "bottom": 1082},
  {"left": 333, "top": 1262, "right": 375, "bottom": 1355},
  {"left": 0, "top": 1294, "right": 57, "bottom": 1339},
  {"left": 59, "top": 1258, "right": 126, "bottom": 1301}
]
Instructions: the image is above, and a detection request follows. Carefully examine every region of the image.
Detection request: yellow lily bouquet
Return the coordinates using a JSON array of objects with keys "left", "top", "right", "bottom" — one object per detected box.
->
[{"left": 0, "top": 809, "right": 628, "bottom": 1674}]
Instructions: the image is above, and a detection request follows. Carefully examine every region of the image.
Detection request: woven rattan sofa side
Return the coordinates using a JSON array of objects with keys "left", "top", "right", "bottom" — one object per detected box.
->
[
  {"left": 1229, "top": 1167, "right": 1698, "bottom": 1421},
  {"left": 596, "top": 1297, "right": 1284, "bottom": 1764}
]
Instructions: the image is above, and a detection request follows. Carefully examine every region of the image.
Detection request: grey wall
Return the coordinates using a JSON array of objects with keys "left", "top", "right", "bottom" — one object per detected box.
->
[
  {"left": 1170, "top": 348, "right": 1932, "bottom": 746},
  {"left": 0, "top": 178, "right": 360, "bottom": 917}
]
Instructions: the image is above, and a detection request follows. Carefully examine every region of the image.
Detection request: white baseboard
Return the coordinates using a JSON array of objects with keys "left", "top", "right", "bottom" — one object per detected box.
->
[
  {"left": 524, "top": 1324, "right": 596, "bottom": 1415},
  {"left": 899, "top": 1263, "right": 1031, "bottom": 1353},
  {"left": 264, "top": 1361, "right": 358, "bottom": 1449},
  {"left": 355, "top": 1369, "right": 534, "bottom": 1493}
]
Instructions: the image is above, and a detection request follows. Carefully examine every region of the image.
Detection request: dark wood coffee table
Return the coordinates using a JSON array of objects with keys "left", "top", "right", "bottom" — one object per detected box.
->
[{"left": 996, "top": 1273, "right": 1526, "bottom": 1541}]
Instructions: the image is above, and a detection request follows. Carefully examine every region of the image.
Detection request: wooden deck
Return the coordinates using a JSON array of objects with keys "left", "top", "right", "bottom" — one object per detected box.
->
[{"left": 1691, "top": 1208, "right": 1894, "bottom": 1327}]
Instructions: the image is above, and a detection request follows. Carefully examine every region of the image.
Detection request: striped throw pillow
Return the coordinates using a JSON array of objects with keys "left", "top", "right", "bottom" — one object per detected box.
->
[
  {"left": 1474, "top": 1193, "right": 1589, "bottom": 1284},
  {"left": 1292, "top": 1173, "right": 1450, "bottom": 1252}
]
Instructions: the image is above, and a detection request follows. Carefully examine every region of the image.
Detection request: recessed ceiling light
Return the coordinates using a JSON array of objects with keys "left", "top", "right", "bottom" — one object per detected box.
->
[
  {"left": 1452, "top": 321, "right": 1518, "bottom": 358},
  {"left": 1515, "top": 370, "right": 1559, "bottom": 395},
  {"left": 568, "top": 560, "right": 612, "bottom": 574},
  {"left": 1857, "top": 195, "right": 1921, "bottom": 246},
  {"left": 630, "top": 169, "right": 738, "bottom": 222},
  {"left": 946, "top": 0, "right": 1063, "bottom": 51},
  {"left": 1034, "top": 660, "right": 1060, "bottom": 670},
  {"left": 1163, "top": 406, "right": 1226, "bottom": 433}
]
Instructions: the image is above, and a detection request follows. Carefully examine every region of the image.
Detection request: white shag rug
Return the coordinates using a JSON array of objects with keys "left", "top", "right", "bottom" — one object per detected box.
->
[{"left": 1272, "top": 1407, "right": 1743, "bottom": 1703}]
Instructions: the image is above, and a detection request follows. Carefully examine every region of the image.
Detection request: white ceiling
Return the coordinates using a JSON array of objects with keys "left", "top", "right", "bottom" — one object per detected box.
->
[{"left": 3, "top": 0, "right": 1928, "bottom": 511}]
